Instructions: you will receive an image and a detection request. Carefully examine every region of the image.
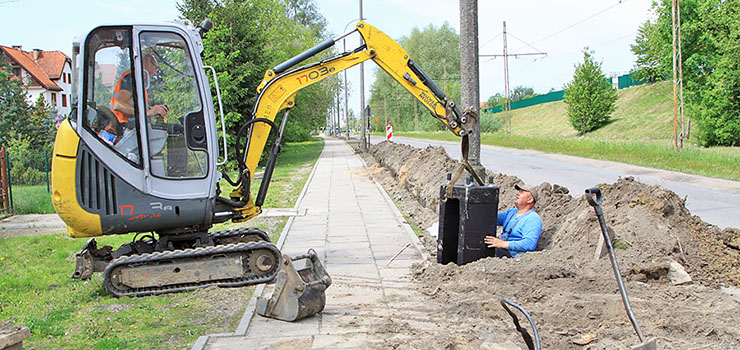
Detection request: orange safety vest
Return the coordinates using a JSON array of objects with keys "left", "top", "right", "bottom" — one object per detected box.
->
[{"left": 109, "top": 70, "right": 148, "bottom": 123}]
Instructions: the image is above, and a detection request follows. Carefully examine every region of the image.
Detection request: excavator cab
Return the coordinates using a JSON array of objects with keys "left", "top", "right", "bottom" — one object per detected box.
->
[{"left": 55, "top": 24, "right": 218, "bottom": 237}]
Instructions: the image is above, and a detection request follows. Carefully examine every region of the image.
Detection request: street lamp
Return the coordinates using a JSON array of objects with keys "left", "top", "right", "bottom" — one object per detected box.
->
[{"left": 343, "top": 18, "right": 360, "bottom": 140}]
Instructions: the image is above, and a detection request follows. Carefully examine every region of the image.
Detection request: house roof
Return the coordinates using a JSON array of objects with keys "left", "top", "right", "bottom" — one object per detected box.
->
[
  {"left": 34, "top": 50, "right": 70, "bottom": 80},
  {"left": 0, "top": 45, "right": 63, "bottom": 91}
]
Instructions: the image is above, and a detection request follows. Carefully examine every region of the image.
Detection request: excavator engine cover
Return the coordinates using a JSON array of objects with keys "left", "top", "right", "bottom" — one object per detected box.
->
[{"left": 256, "top": 249, "right": 331, "bottom": 321}]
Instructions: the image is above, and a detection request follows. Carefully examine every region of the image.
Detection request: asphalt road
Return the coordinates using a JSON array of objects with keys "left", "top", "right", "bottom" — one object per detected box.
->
[{"left": 370, "top": 135, "right": 740, "bottom": 229}]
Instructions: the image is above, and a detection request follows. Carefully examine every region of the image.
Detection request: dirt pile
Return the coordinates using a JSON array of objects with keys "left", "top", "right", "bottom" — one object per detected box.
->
[{"left": 364, "top": 140, "right": 740, "bottom": 349}]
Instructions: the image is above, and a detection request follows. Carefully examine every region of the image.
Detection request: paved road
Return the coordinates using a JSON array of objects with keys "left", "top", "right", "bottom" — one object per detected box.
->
[{"left": 371, "top": 136, "right": 740, "bottom": 229}]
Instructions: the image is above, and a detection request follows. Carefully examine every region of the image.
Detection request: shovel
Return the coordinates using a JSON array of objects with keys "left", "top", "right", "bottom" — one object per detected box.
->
[{"left": 585, "top": 187, "right": 657, "bottom": 350}]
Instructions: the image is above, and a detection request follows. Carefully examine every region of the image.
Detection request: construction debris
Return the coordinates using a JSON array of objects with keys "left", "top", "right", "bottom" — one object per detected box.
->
[{"left": 361, "top": 141, "right": 740, "bottom": 349}]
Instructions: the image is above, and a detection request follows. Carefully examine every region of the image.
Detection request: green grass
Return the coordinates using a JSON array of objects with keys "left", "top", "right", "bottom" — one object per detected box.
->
[
  {"left": 386, "top": 81, "right": 740, "bottom": 181},
  {"left": 7, "top": 185, "right": 55, "bottom": 215},
  {"left": 396, "top": 131, "right": 740, "bottom": 181},
  {"left": 0, "top": 138, "right": 324, "bottom": 349}
]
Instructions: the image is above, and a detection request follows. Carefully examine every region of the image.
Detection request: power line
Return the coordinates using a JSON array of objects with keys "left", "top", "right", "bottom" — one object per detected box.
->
[
  {"left": 480, "top": 32, "right": 503, "bottom": 49},
  {"left": 522, "top": 0, "right": 630, "bottom": 50}
]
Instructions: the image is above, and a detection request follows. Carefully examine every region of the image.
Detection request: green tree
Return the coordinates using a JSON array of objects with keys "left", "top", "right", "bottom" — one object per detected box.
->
[
  {"left": 688, "top": 1, "right": 740, "bottom": 146},
  {"left": 511, "top": 85, "right": 537, "bottom": 102},
  {"left": 368, "top": 22, "right": 460, "bottom": 132},
  {"left": 0, "top": 55, "right": 31, "bottom": 147},
  {"left": 178, "top": 0, "right": 331, "bottom": 165},
  {"left": 564, "top": 50, "right": 618, "bottom": 135},
  {"left": 629, "top": 0, "right": 740, "bottom": 145},
  {"left": 484, "top": 93, "right": 504, "bottom": 109}
]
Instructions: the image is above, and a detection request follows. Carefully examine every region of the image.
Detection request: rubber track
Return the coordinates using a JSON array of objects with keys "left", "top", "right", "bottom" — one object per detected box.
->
[
  {"left": 103, "top": 241, "right": 281, "bottom": 297},
  {"left": 210, "top": 227, "right": 270, "bottom": 243}
]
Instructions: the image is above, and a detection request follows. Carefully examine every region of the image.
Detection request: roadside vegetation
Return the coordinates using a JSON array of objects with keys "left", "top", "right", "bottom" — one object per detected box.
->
[
  {"left": 0, "top": 138, "right": 323, "bottom": 350},
  {"left": 392, "top": 81, "right": 740, "bottom": 182}
]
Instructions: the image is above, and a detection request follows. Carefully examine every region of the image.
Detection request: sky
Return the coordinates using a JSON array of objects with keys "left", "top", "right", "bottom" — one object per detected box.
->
[{"left": 1, "top": 0, "right": 655, "bottom": 119}]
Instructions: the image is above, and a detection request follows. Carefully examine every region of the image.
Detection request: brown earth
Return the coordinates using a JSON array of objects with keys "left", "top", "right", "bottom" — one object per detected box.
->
[{"left": 360, "top": 141, "right": 740, "bottom": 350}]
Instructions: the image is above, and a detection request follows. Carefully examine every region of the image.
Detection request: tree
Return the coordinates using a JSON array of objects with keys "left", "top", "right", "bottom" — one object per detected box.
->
[
  {"left": 564, "top": 50, "right": 618, "bottom": 135},
  {"left": 511, "top": 85, "right": 536, "bottom": 102},
  {"left": 178, "top": 0, "right": 331, "bottom": 165},
  {"left": 629, "top": 0, "right": 740, "bottom": 145},
  {"left": 688, "top": 1, "right": 740, "bottom": 146},
  {"left": 0, "top": 55, "right": 31, "bottom": 147}
]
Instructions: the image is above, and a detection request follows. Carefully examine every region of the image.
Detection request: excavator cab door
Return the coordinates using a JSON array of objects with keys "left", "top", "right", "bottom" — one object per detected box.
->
[{"left": 69, "top": 24, "right": 219, "bottom": 234}]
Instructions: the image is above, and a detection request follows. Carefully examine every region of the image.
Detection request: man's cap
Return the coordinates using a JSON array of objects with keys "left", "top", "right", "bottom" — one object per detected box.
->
[{"left": 515, "top": 184, "right": 538, "bottom": 203}]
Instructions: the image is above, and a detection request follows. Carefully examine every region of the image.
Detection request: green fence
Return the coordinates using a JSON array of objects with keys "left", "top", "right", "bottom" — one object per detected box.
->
[
  {"left": 484, "top": 90, "right": 565, "bottom": 114},
  {"left": 483, "top": 73, "right": 645, "bottom": 114}
]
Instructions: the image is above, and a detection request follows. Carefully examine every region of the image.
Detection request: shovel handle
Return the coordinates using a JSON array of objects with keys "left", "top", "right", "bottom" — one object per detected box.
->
[{"left": 585, "top": 187, "right": 603, "bottom": 207}]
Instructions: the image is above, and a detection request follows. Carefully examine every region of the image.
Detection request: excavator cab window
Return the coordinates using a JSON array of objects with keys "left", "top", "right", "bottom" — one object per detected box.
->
[
  {"left": 139, "top": 31, "right": 207, "bottom": 179},
  {"left": 82, "top": 26, "right": 142, "bottom": 166}
]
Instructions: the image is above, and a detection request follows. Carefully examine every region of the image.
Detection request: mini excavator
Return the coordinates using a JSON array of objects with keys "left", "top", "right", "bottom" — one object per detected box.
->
[{"left": 51, "top": 19, "right": 478, "bottom": 321}]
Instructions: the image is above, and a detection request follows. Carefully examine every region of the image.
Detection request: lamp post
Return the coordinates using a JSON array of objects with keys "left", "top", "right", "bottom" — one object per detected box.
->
[{"left": 343, "top": 19, "right": 358, "bottom": 140}]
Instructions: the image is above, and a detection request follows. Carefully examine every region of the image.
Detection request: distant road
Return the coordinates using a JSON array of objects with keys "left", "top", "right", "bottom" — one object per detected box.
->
[{"left": 369, "top": 135, "right": 740, "bottom": 229}]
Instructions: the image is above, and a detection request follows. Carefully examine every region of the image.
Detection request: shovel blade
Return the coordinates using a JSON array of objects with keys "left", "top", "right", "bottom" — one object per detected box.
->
[{"left": 631, "top": 337, "right": 657, "bottom": 350}]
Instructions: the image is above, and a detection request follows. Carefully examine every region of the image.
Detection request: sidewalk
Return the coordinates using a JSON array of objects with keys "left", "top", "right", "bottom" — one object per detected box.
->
[{"left": 195, "top": 137, "right": 432, "bottom": 349}]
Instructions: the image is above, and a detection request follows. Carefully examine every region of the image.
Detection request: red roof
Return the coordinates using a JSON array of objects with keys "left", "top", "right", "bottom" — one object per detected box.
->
[
  {"left": 0, "top": 45, "right": 64, "bottom": 91},
  {"left": 35, "top": 50, "right": 70, "bottom": 80}
]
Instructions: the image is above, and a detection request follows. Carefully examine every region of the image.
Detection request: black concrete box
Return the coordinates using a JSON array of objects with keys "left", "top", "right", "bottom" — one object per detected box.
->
[{"left": 437, "top": 183, "right": 499, "bottom": 265}]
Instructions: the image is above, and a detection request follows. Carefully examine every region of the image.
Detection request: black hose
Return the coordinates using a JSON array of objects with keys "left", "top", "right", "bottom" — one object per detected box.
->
[{"left": 500, "top": 298, "right": 541, "bottom": 350}]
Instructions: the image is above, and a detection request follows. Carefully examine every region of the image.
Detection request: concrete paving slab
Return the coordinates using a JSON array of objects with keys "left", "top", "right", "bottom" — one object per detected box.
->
[{"left": 197, "top": 138, "right": 432, "bottom": 350}]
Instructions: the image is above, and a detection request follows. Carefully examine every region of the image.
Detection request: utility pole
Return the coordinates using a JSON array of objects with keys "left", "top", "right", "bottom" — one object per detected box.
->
[
  {"left": 414, "top": 100, "right": 418, "bottom": 132},
  {"left": 443, "top": 57, "right": 448, "bottom": 93},
  {"left": 672, "top": 0, "right": 686, "bottom": 150},
  {"left": 459, "top": 0, "right": 484, "bottom": 178},
  {"left": 503, "top": 21, "right": 511, "bottom": 134},
  {"left": 359, "top": 0, "right": 368, "bottom": 151},
  {"left": 480, "top": 22, "right": 546, "bottom": 135},
  {"left": 343, "top": 40, "right": 350, "bottom": 140}
]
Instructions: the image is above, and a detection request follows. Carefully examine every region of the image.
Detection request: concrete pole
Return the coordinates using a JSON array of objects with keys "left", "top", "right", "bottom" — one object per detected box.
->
[
  {"left": 343, "top": 39, "right": 350, "bottom": 139},
  {"left": 459, "top": 0, "right": 484, "bottom": 176},
  {"left": 359, "top": 0, "right": 368, "bottom": 151}
]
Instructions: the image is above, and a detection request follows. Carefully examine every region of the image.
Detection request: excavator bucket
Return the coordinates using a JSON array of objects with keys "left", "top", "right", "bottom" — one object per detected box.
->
[{"left": 256, "top": 249, "right": 331, "bottom": 321}]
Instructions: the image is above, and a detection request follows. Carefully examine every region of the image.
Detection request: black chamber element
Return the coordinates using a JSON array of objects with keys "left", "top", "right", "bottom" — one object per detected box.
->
[
  {"left": 185, "top": 111, "right": 207, "bottom": 150},
  {"left": 437, "top": 183, "right": 500, "bottom": 265}
]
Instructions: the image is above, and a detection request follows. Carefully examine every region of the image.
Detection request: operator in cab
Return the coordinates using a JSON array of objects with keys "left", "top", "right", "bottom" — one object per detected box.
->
[
  {"left": 485, "top": 184, "right": 543, "bottom": 258},
  {"left": 101, "top": 53, "right": 169, "bottom": 145}
]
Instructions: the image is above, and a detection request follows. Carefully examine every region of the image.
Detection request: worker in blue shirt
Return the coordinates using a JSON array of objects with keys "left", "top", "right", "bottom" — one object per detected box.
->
[{"left": 485, "top": 184, "right": 543, "bottom": 258}]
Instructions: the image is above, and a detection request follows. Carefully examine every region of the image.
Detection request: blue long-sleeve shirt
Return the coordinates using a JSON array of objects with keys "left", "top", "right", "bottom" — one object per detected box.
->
[{"left": 497, "top": 208, "right": 543, "bottom": 257}]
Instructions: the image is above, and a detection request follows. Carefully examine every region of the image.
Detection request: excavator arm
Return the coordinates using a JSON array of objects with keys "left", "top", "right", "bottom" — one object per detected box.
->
[{"left": 229, "top": 21, "right": 478, "bottom": 222}]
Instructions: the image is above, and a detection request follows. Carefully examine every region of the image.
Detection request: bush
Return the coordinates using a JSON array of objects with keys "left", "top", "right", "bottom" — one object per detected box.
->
[
  {"left": 10, "top": 166, "right": 45, "bottom": 185},
  {"left": 479, "top": 112, "right": 504, "bottom": 133},
  {"left": 564, "top": 50, "right": 618, "bottom": 135}
]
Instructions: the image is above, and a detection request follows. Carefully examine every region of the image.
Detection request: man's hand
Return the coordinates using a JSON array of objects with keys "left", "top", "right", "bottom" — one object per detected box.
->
[
  {"left": 485, "top": 235, "right": 508, "bottom": 249},
  {"left": 147, "top": 104, "right": 170, "bottom": 118}
]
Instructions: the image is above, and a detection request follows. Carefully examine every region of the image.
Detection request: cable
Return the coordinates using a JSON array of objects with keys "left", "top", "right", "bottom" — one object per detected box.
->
[
  {"left": 507, "top": 32, "right": 545, "bottom": 54},
  {"left": 480, "top": 32, "right": 503, "bottom": 49},
  {"left": 522, "top": 0, "right": 630, "bottom": 49}
]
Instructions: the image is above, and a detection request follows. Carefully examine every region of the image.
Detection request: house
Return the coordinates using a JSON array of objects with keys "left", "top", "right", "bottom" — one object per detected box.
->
[{"left": 1, "top": 45, "right": 72, "bottom": 116}]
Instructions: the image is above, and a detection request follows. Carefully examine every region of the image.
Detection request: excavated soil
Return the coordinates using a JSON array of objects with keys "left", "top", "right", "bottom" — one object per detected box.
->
[{"left": 361, "top": 141, "right": 740, "bottom": 350}]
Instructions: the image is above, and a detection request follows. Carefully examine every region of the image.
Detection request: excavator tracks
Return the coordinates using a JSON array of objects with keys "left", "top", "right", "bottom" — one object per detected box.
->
[
  {"left": 210, "top": 227, "right": 271, "bottom": 245},
  {"left": 103, "top": 241, "right": 281, "bottom": 297}
]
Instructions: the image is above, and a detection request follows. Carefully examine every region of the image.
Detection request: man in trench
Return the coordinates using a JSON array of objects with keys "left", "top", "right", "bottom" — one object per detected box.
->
[{"left": 485, "top": 184, "right": 543, "bottom": 258}]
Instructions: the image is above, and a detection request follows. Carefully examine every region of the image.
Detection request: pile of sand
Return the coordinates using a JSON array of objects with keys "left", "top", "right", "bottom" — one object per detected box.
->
[{"left": 364, "top": 141, "right": 740, "bottom": 349}]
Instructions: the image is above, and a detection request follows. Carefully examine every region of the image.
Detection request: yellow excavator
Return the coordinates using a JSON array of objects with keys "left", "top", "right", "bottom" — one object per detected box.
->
[{"left": 51, "top": 19, "right": 477, "bottom": 320}]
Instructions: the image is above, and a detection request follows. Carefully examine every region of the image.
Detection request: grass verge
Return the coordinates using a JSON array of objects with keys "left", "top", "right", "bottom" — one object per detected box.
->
[
  {"left": 0, "top": 138, "right": 324, "bottom": 349},
  {"left": 393, "top": 131, "right": 740, "bottom": 182},
  {"left": 6, "top": 185, "right": 55, "bottom": 215}
]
